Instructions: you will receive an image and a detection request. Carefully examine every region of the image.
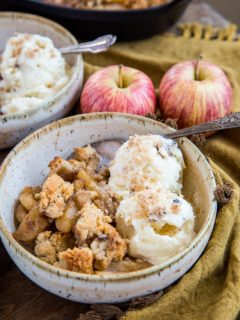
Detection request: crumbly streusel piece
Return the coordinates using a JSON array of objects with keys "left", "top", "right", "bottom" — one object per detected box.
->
[
  {"left": 93, "top": 190, "right": 119, "bottom": 218},
  {"left": 44, "top": 0, "right": 170, "bottom": 9},
  {"left": 76, "top": 168, "right": 118, "bottom": 217},
  {"left": 124, "top": 0, "right": 169, "bottom": 8},
  {"left": 91, "top": 222, "right": 127, "bottom": 270},
  {"left": 13, "top": 205, "right": 49, "bottom": 242},
  {"left": 39, "top": 174, "right": 74, "bottom": 219},
  {"left": 74, "top": 203, "right": 111, "bottom": 246},
  {"left": 58, "top": 247, "right": 94, "bottom": 274},
  {"left": 74, "top": 203, "right": 127, "bottom": 270},
  {"left": 74, "top": 145, "right": 100, "bottom": 174},
  {"left": 34, "top": 231, "right": 74, "bottom": 264}
]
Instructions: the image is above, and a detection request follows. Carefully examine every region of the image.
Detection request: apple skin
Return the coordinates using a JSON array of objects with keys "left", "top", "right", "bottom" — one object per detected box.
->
[
  {"left": 159, "top": 61, "right": 233, "bottom": 128},
  {"left": 80, "top": 65, "right": 156, "bottom": 115}
]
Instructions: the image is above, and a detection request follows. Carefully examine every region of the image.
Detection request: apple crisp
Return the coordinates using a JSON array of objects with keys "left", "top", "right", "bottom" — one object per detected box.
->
[
  {"left": 13, "top": 144, "right": 129, "bottom": 274},
  {"left": 43, "top": 0, "right": 172, "bottom": 10},
  {"left": 13, "top": 136, "right": 195, "bottom": 274}
]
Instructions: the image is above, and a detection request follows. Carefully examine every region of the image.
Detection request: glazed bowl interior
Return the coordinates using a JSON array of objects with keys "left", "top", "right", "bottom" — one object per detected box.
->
[
  {"left": 0, "top": 113, "right": 216, "bottom": 281},
  {"left": 0, "top": 12, "right": 79, "bottom": 120}
]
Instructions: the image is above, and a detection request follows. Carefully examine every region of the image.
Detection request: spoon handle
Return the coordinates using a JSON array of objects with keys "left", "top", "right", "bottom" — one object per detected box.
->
[
  {"left": 164, "top": 112, "right": 240, "bottom": 139},
  {"left": 59, "top": 34, "right": 117, "bottom": 55}
]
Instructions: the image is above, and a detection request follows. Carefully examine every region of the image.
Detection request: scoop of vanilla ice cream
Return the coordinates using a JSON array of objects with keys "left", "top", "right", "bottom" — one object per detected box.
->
[
  {"left": 108, "top": 135, "right": 184, "bottom": 199},
  {"left": 1, "top": 97, "right": 43, "bottom": 114},
  {"left": 0, "top": 33, "right": 69, "bottom": 114},
  {"left": 116, "top": 188, "right": 195, "bottom": 265}
]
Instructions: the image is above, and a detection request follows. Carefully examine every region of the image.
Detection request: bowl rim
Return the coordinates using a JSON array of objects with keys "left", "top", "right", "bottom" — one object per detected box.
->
[
  {"left": 8, "top": 0, "right": 189, "bottom": 16},
  {"left": 0, "top": 112, "right": 217, "bottom": 282},
  {"left": 0, "top": 11, "right": 83, "bottom": 123}
]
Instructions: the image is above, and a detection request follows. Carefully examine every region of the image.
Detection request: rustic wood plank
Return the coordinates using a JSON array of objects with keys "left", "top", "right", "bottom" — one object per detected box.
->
[{"left": 0, "top": 242, "right": 87, "bottom": 320}]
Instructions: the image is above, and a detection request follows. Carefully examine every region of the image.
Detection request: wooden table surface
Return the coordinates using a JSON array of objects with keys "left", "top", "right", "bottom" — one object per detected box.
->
[{"left": 0, "top": 1, "right": 229, "bottom": 319}]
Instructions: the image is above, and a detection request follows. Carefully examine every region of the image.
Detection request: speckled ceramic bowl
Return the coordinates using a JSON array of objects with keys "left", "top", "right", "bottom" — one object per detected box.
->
[
  {"left": 0, "top": 113, "right": 217, "bottom": 303},
  {"left": 0, "top": 12, "right": 84, "bottom": 150}
]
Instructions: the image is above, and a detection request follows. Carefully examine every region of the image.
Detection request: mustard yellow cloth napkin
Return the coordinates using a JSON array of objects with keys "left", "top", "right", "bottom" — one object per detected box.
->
[{"left": 83, "top": 25, "right": 240, "bottom": 320}]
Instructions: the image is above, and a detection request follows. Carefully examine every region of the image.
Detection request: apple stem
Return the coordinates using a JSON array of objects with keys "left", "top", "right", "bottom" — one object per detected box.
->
[
  {"left": 195, "top": 55, "right": 202, "bottom": 81},
  {"left": 118, "top": 64, "right": 123, "bottom": 88}
]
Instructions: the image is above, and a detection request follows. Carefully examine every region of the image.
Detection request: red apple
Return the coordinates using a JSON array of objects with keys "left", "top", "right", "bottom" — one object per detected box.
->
[
  {"left": 80, "top": 65, "right": 156, "bottom": 115},
  {"left": 159, "top": 60, "right": 233, "bottom": 128}
]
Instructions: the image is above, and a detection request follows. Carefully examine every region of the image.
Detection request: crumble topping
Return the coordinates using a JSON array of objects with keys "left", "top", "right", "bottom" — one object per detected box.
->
[{"left": 43, "top": 0, "right": 171, "bottom": 10}]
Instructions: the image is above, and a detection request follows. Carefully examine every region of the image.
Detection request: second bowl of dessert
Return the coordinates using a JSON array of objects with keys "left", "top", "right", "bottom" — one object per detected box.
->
[
  {"left": 0, "top": 113, "right": 217, "bottom": 303},
  {"left": 0, "top": 12, "right": 84, "bottom": 149}
]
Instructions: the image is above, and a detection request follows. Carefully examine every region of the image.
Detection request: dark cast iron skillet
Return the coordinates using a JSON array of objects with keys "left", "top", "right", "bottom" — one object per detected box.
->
[{"left": 7, "top": 0, "right": 191, "bottom": 40}]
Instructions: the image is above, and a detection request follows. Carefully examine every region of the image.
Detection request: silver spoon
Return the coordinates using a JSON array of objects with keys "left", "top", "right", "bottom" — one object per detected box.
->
[
  {"left": 59, "top": 34, "right": 117, "bottom": 55},
  {"left": 92, "top": 113, "right": 239, "bottom": 167},
  {"left": 164, "top": 112, "right": 240, "bottom": 139},
  {"left": 0, "top": 35, "right": 117, "bottom": 56}
]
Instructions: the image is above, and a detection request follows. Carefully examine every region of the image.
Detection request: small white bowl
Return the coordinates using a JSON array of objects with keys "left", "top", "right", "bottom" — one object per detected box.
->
[
  {"left": 0, "top": 113, "right": 217, "bottom": 303},
  {"left": 0, "top": 12, "right": 84, "bottom": 149}
]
